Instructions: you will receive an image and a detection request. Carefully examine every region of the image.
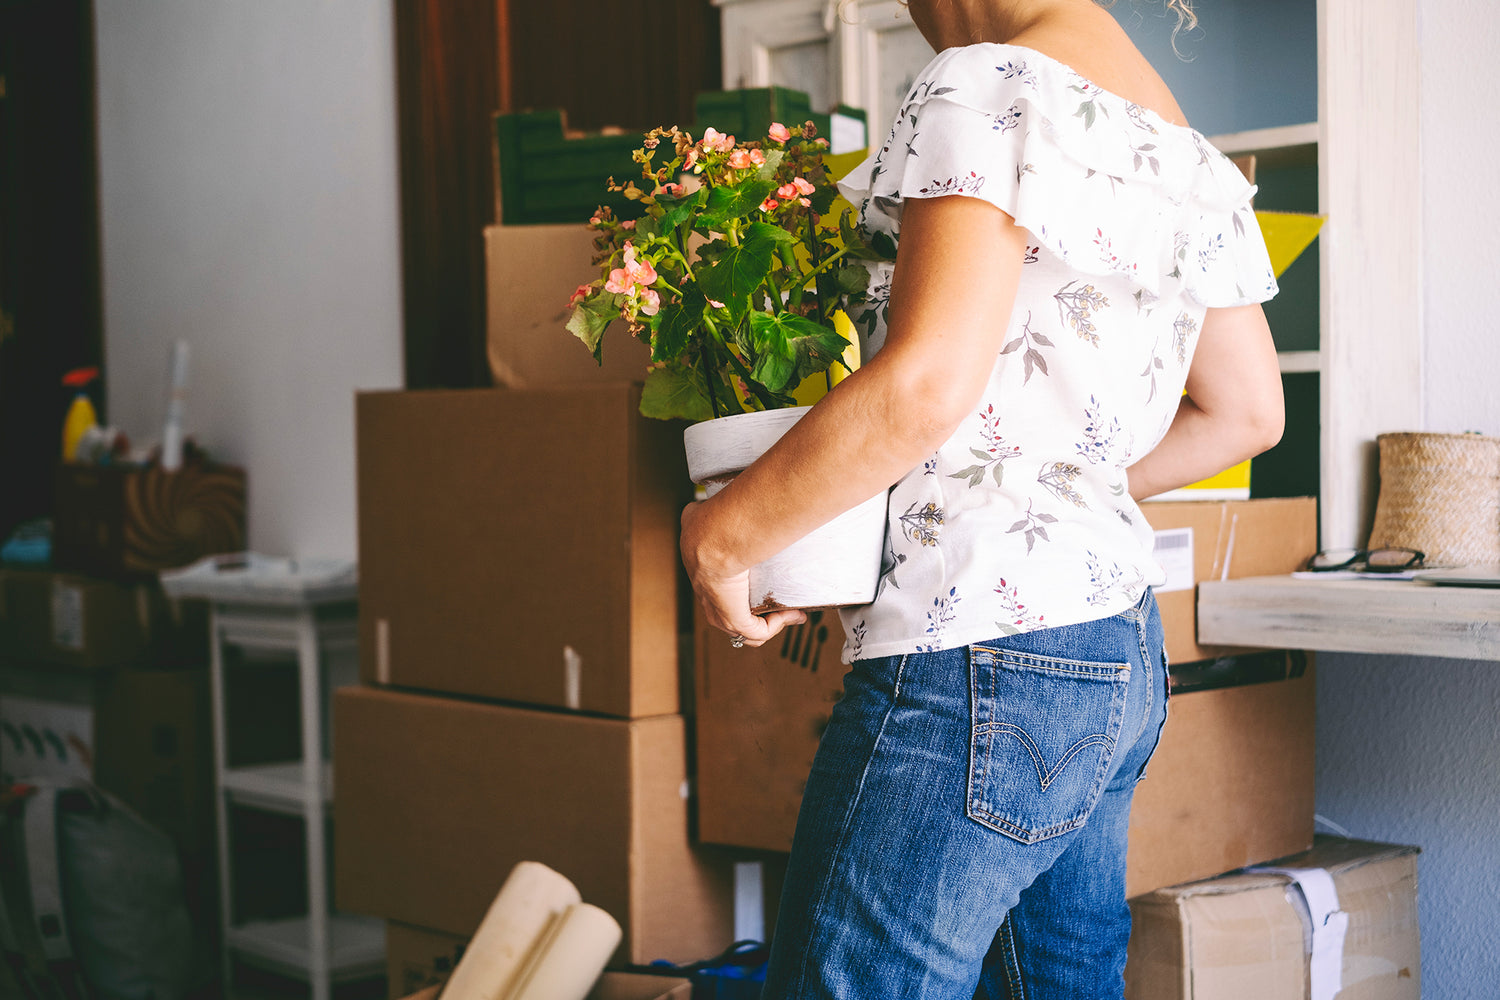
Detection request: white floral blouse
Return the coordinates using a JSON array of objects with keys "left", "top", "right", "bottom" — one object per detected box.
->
[{"left": 835, "top": 42, "right": 1278, "bottom": 662}]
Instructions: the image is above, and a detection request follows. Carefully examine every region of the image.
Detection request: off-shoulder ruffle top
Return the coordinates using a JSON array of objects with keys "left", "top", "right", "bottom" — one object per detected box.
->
[{"left": 834, "top": 43, "right": 1278, "bottom": 662}]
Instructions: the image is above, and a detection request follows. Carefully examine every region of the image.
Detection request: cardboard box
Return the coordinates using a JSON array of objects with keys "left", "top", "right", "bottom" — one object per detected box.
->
[
  {"left": 52, "top": 461, "right": 246, "bottom": 579},
  {"left": 1140, "top": 497, "right": 1317, "bottom": 665},
  {"left": 484, "top": 224, "right": 653, "bottom": 388},
  {"left": 386, "top": 922, "right": 693, "bottom": 1000},
  {"left": 1126, "top": 838, "right": 1420, "bottom": 1000},
  {"left": 696, "top": 608, "right": 1314, "bottom": 897},
  {"left": 355, "top": 385, "right": 689, "bottom": 718},
  {"left": 0, "top": 568, "right": 207, "bottom": 669},
  {"left": 334, "top": 686, "right": 734, "bottom": 965}
]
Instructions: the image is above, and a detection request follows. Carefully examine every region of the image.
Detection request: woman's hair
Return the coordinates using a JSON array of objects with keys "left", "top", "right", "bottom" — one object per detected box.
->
[{"left": 867, "top": 2, "right": 1198, "bottom": 40}]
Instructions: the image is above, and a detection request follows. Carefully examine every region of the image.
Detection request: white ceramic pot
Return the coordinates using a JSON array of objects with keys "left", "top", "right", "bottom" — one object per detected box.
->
[{"left": 683, "top": 406, "right": 888, "bottom": 612}]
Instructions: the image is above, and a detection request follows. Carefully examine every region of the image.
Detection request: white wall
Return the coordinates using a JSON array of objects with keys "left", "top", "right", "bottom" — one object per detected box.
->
[
  {"left": 94, "top": 0, "right": 404, "bottom": 561},
  {"left": 1308, "top": 4, "right": 1500, "bottom": 999},
  {"left": 1420, "top": 0, "right": 1500, "bottom": 436}
]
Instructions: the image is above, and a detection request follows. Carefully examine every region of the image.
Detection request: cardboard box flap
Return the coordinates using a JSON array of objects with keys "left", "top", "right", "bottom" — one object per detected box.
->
[{"left": 1141, "top": 840, "right": 1420, "bottom": 902}]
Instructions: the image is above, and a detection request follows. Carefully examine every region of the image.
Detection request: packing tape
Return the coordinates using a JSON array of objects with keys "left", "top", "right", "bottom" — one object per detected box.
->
[
  {"left": 376, "top": 619, "right": 391, "bottom": 685},
  {"left": 563, "top": 646, "right": 582, "bottom": 710},
  {"left": 1246, "top": 865, "right": 1348, "bottom": 1000}
]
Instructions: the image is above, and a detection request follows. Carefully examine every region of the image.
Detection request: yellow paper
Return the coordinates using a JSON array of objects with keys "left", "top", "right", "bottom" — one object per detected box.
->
[{"left": 1255, "top": 210, "right": 1325, "bottom": 279}]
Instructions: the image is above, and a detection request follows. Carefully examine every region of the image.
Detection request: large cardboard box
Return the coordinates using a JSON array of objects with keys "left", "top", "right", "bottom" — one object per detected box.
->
[
  {"left": 355, "top": 385, "right": 689, "bottom": 717},
  {"left": 484, "top": 224, "right": 653, "bottom": 388},
  {"left": 1126, "top": 838, "right": 1421, "bottom": 1000},
  {"left": 334, "top": 686, "right": 734, "bottom": 966},
  {"left": 1140, "top": 497, "right": 1317, "bottom": 665},
  {"left": 696, "top": 610, "right": 1314, "bottom": 897},
  {"left": 385, "top": 922, "right": 693, "bottom": 1000},
  {"left": 0, "top": 568, "right": 207, "bottom": 669}
]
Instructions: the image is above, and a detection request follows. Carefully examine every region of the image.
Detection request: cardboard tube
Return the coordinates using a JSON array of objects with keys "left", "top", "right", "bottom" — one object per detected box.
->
[
  {"left": 440, "top": 861, "right": 581, "bottom": 1000},
  {"left": 507, "top": 903, "right": 622, "bottom": 1000}
]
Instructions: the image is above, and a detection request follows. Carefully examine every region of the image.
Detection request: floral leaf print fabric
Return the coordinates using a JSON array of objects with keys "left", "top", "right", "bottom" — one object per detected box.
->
[{"left": 831, "top": 42, "right": 1282, "bottom": 663}]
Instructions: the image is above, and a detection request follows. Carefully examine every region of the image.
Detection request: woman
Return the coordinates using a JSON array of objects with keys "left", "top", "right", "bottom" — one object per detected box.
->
[{"left": 680, "top": 0, "right": 1285, "bottom": 996}]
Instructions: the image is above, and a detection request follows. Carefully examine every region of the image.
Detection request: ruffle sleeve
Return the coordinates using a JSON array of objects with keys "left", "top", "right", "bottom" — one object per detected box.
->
[{"left": 837, "top": 44, "right": 1279, "bottom": 308}]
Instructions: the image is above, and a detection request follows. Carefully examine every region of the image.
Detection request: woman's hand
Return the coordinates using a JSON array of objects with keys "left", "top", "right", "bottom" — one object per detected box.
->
[{"left": 681, "top": 499, "right": 807, "bottom": 647}]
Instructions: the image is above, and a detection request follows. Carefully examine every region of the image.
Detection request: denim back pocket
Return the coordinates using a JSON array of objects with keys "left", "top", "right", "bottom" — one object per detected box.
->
[{"left": 967, "top": 646, "right": 1131, "bottom": 844}]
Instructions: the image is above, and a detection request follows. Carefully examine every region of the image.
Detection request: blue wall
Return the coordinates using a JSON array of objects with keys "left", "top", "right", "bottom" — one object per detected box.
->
[{"left": 1112, "top": 0, "right": 1317, "bottom": 135}]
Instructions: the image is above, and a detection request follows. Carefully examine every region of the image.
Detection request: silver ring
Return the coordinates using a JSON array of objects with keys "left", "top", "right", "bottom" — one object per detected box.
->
[{"left": 730, "top": 634, "right": 745, "bottom": 648}]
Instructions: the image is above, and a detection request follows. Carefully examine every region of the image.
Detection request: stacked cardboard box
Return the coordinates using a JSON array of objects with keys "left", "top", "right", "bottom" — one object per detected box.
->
[{"left": 340, "top": 381, "right": 739, "bottom": 986}]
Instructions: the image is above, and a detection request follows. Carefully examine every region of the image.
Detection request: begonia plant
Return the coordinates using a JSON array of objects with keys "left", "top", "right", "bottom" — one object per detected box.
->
[{"left": 566, "top": 121, "right": 878, "bottom": 421}]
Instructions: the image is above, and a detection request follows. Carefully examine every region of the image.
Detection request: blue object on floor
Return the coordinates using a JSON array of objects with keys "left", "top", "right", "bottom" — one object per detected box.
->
[
  {"left": 646, "top": 940, "right": 768, "bottom": 1000},
  {"left": 0, "top": 518, "right": 51, "bottom": 566}
]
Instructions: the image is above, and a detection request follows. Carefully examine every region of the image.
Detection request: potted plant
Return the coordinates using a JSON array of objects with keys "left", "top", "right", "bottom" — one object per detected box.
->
[{"left": 566, "top": 121, "right": 889, "bottom": 611}]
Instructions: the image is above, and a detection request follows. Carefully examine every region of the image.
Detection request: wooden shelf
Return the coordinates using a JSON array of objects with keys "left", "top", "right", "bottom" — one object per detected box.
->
[
  {"left": 1198, "top": 575, "right": 1500, "bottom": 661},
  {"left": 1276, "top": 350, "right": 1321, "bottom": 374},
  {"left": 1207, "top": 122, "right": 1319, "bottom": 169}
]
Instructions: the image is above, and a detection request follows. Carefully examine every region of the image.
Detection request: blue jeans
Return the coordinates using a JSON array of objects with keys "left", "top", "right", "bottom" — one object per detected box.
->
[{"left": 761, "top": 592, "right": 1169, "bottom": 999}]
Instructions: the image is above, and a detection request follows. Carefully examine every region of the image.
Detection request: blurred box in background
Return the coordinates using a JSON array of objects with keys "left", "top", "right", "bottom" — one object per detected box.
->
[
  {"left": 485, "top": 224, "right": 652, "bottom": 388},
  {"left": 334, "top": 685, "right": 734, "bottom": 966},
  {"left": 1141, "top": 497, "right": 1316, "bottom": 665},
  {"left": 0, "top": 567, "right": 207, "bottom": 669},
  {"left": 355, "top": 386, "right": 689, "bottom": 718}
]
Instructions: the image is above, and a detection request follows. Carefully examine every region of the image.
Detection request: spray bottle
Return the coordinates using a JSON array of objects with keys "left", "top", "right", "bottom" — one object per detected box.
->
[{"left": 60, "top": 367, "right": 100, "bottom": 462}]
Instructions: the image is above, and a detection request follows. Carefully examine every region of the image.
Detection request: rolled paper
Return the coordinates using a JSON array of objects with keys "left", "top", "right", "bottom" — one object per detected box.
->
[
  {"left": 506, "top": 903, "right": 623, "bottom": 1000},
  {"left": 440, "top": 861, "right": 581, "bottom": 1000}
]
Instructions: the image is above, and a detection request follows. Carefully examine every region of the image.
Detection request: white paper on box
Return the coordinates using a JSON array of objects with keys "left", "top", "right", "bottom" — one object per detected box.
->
[
  {"left": 1246, "top": 865, "right": 1349, "bottom": 1000},
  {"left": 733, "top": 861, "right": 765, "bottom": 944},
  {"left": 1151, "top": 528, "right": 1194, "bottom": 594},
  {"left": 50, "top": 580, "right": 85, "bottom": 651}
]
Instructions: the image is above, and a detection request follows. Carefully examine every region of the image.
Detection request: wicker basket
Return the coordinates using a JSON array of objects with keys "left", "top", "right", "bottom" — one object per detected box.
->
[{"left": 1369, "top": 432, "right": 1500, "bottom": 567}]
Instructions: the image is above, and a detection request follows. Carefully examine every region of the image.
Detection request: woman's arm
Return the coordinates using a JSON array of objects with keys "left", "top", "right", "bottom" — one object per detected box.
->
[
  {"left": 1125, "top": 303, "right": 1285, "bottom": 500},
  {"left": 681, "top": 195, "right": 1030, "bottom": 645}
]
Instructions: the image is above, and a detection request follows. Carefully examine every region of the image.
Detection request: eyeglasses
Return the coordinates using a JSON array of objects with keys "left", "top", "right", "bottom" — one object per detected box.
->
[{"left": 1302, "top": 547, "right": 1426, "bottom": 573}]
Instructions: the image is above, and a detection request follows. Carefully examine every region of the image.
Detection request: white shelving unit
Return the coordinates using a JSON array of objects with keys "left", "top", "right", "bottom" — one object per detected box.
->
[{"left": 196, "top": 580, "right": 379, "bottom": 1000}]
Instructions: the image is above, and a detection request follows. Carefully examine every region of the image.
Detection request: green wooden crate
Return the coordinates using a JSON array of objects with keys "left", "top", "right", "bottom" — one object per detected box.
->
[{"left": 494, "top": 90, "right": 868, "bottom": 227}]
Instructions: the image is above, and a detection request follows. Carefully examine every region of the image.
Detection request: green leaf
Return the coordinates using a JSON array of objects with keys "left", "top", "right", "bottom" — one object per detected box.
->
[
  {"left": 565, "top": 296, "right": 614, "bottom": 360},
  {"left": 808, "top": 183, "right": 840, "bottom": 216},
  {"left": 699, "top": 223, "right": 793, "bottom": 308},
  {"left": 755, "top": 149, "right": 786, "bottom": 181},
  {"left": 992, "top": 463, "right": 1005, "bottom": 486},
  {"left": 652, "top": 293, "right": 705, "bottom": 362},
  {"left": 657, "top": 187, "right": 704, "bottom": 232},
  {"left": 698, "top": 178, "right": 778, "bottom": 231},
  {"left": 970, "top": 448, "right": 991, "bottom": 461},
  {"left": 640, "top": 364, "right": 714, "bottom": 422},
  {"left": 833, "top": 262, "right": 870, "bottom": 295}
]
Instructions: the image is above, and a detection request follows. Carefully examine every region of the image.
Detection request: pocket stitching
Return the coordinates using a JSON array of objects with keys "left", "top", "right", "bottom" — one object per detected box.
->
[{"left": 979, "top": 723, "right": 1117, "bottom": 791}]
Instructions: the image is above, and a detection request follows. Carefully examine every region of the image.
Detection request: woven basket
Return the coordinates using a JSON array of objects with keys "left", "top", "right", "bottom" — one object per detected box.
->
[{"left": 1369, "top": 432, "right": 1500, "bottom": 567}]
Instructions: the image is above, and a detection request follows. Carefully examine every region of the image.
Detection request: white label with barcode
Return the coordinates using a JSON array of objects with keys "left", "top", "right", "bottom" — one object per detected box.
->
[
  {"left": 1152, "top": 528, "right": 1195, "bottom": 593},
  {"left": 50, "top": 581, "right": 86, "bottom": 651}
]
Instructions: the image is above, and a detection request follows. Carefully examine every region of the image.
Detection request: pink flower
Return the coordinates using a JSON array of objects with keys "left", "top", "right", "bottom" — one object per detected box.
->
[
  {"left": 659, "top": 182, "right": 685, "bottom": 198},
  {"left": 702, "top": 127, "right": 735, "bottom": 153},
  {"left": 760, "top": 197, "right": 779, "bottom": 212},
  {"left": 707, "top": 298, "right": 726, "bottom": 309},
  {"left": 799, "top": 198, "right": 811, "bottom": 207},
  {"left": 749, "top": 149, "right": 766, "bottom": 166},
  {"left": 605, "top": 268, "right": 631, "bottom": 294},
  {"left": 639, "top": 288, "right": 661, "bottom": 316},
  {"left": 777, "top": 183, "right": 797, "bottom": 199},
  {"left": 768, "top": 122, "right": 791, "bottom": 143},
  {"left": 620, "top": 219, "right": 636, "bottom": 230},
  {"left": 683, "top": 148, "right": 700, "bottom": 171},
  {"left": 728, "top": 149, "right": 753, "bottom": 170},
  {"left": 792, "top": 176, "right": 815, "bottom": 195},
  {"left": 568, "top": 283, "right": 592, "bottom": 306}
]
